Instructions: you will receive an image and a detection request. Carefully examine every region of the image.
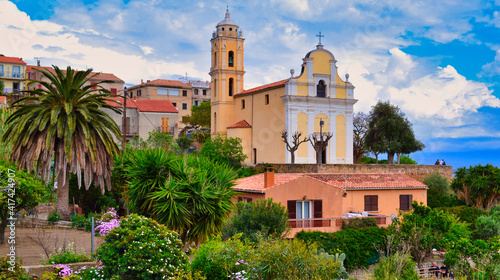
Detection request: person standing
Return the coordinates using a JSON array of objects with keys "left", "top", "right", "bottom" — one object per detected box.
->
[
  {"left": 429, "top": 262, "right": 440, "bottom": 279},
  {"left": 440, "top": 264, "right": 449, "bottom": 278}
]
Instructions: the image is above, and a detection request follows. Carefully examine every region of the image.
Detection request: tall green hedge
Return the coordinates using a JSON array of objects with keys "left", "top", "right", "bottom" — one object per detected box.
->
[{"left": 295, "top": 227, "right": 387, "bottom": 271}]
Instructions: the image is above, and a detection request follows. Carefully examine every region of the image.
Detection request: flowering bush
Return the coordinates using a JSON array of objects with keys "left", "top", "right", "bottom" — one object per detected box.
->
[
  {"left": 43, "top": 242, "right": 92, "bottom": 265},
  {"left": 95, "top": 214, "right": 188, "bottom": 279},
  {"left": 94, "top": 208, "right": 120, "bottom": 236},
  {"left": 0, "top": 257, "right": 31, "bottom": 280}
]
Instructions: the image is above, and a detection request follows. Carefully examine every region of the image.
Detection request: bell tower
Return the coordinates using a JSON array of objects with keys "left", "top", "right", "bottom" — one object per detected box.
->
[{"left": 210, "top": 9, "right": 245, "bottom": 136}]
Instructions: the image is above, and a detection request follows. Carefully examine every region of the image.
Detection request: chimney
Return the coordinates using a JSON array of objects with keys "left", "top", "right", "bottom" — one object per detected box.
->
[
  {"left": 141, "top": 79, "right": 143, "bottom": 84},
  {"left": 37, "top": 60, "right": 40, "bottom": 67},
  {"left": 264, "top": 168, "right": 274, "bottom": 188}
]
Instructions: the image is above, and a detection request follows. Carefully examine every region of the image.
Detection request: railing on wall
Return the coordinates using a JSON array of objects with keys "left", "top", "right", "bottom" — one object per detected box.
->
[
  {"left": 0, "top": 71, "right": 24, "bottom": 79},
  {"left": 119, "top": 125, "right": 138, "bottom": 136},
  {"left": 289, "top": 215, "right": 389, "bottom": 229}
]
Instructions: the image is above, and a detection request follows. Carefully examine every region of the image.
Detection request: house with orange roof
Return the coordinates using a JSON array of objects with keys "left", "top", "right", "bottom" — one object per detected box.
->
[
  {"left": 0, "top": 55, "right": 27, "bottom": 94},
  {"left": 233, "top": 169, "right": 427, "bottom": 236},
  {"left": 210, "top": 10, "right": 356, "bottom": 165},
  {"left": 127, "top": 78, "right": 211, "bottom": 131},
  {"left": 103, "top": 97, "right": 179, "bottom": 141},
  {"left": 26, "top": 63, "right": 125, "bottom": 94}
]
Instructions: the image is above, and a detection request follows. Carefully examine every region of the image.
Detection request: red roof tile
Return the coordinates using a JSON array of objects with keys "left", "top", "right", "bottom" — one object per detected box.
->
[
  {"left": 234, "top": 173, "right": 305, "bottom": 192},
  {"left": 0, "top": 56, "right": 26, "bottom": 65},
  {"left": 307, "top": 173, "right": 427, "bottom": 190},
  {"left": 235, "top": 78, "right": 289, "bottom": 96},
  {"left": 234, "top": 173, "right": 427, "bottom": 193},
  {"left": 147, "top": 79, "right": 191, "bottom": 87},
  {"left": 26, "top": 65, "right": 124, "bottom": 82},
  {"left": 227, "top": 120, "right": 252, "bottom": 128},
  {"left": 105, "top": 97, "right": 178, "bottom": 113}
]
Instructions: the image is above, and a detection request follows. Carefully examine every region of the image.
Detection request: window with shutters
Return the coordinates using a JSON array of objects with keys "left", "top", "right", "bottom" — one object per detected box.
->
[
  {"left": 400, "top": 195, "right": 413, "bottom": 211},
  {"left": 287, "top": 199, "right": 323, "bottom": 228},
  {"left": 237, "top": 197, "right": 253, "bottom": 203},
  {"left": 161, "top": 118, "right": 169, "bottom": 133},
  {"left": 111, "top": 88, "right": 117, "bottom": 95},
  {"left": 182, "top": 90, "right": 187, "bottom": 96},
  {"left": 364, "top": 195, "right": 378, "bottom": 211}
]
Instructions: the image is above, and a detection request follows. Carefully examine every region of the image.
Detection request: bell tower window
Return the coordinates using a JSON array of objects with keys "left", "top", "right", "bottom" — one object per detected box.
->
[
  {"left": 229, "top": 78, "right": 234, "bottom": 97},
  {"left": 228, "top": 51, "right": 234, "bottom": 67},
  {"left": 317, "top": 80, "right": 326, "bottom": 97}
]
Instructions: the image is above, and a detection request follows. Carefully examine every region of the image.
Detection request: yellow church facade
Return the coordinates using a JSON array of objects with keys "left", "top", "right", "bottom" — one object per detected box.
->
[{"left": 211, "top": 11, "right": 357, "bottom": 165}]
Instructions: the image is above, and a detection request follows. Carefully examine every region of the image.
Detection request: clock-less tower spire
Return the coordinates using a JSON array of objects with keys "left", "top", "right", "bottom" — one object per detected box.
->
[{"left": 210, "top": 9, "right": 245, "bottom": 136}]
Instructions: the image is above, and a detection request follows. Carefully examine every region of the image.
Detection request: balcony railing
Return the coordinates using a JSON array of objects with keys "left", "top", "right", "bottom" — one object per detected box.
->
[
  {"left": 0, "top": 71, "right": 25, "bottom": 79},
  {"left": 119, "top": 125, "right": 138, "bottom": 136},
  {"left": 289, "top": 215, "right": 389, "bottom": 229},
  {"left": 156, "top": 126, "right": 175, "bottom": 134}
]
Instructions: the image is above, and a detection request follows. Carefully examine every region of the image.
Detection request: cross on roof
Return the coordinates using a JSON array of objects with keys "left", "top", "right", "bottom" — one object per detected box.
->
[{"left": 316, "top": 32, "right": 324, "bottom": 45}]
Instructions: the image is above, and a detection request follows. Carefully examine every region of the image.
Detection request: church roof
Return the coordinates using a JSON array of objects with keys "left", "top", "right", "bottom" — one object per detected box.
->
[
  {"left": 217, "top": 9, "right": 238, "bottom": 27},
  {"left": 235, "top": 78, "right": 289, "bottom": 96},
  {"left": 227, "top": 120, "right": 252, "bottom": 128}
]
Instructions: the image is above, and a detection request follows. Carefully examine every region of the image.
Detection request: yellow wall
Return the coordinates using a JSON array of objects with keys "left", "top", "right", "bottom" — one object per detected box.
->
[
  {"left": 0, "top": 63, "right": 26, "bottom": 92},
  {"left": 314, "top": 113, "right": 329, "bottom": 133},
  {"left": 297, "top": 84, "right": 308, "bottom": 96},
  {"left": 311, "top": 52, "right": 331, "bottom": 75},
  {"left": 336, "top": 115, "right": 345, "bottom": 158},
  {"left": 343, "top": 189, "right": 427, "bottom": 216},
  {"left": 296, "top": 65, "right": 308, "bottom": 84},
  {"left": 227, "top": 127, "right": 252, "bottom": 162},
  {"left": 297, "top": 113, "right": 308, "bottom": 158}
]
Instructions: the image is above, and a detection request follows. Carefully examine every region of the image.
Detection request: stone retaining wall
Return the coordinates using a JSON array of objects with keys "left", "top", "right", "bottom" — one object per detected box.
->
[
  {"left": 23, "top": 262, "right": 99, "bottom": 277},
  {"left": 256, "top": 164, "right": 453, "bottom": 182}
]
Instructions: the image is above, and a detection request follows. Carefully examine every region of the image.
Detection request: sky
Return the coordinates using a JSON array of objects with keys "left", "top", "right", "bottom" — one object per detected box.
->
[{"left": 1, "top": 0, "right": 500, "bottom": 170}]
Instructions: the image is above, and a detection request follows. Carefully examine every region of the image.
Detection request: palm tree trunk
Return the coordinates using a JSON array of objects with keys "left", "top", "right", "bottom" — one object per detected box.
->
[
  {"left": 56, "top": 162, "right": 71, "bottom": 220},
  {"left": 0, "top": 210, "right": 9, "bottom": 244}
]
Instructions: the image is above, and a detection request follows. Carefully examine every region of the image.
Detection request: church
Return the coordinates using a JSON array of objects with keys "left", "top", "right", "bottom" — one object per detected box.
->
[{"left": 210, "top": 10, "right": 357, "bottom": 165}]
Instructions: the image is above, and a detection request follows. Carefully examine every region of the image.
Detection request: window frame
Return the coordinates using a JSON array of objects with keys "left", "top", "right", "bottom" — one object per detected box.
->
[
  {"left": 399, "top": 195, "right": 413, "bottom": 211},
  {"left": 182, "top": 103, "right": 188, "bottom": 110},
  {"left": 228, "top": 51, "right": 234, "bottom": 67},
  {"left": 364, "top": 195, "right": 378, "bottom": 211},
  {"left": 182, "top": 90, "right": 187, "bottom": 97}
]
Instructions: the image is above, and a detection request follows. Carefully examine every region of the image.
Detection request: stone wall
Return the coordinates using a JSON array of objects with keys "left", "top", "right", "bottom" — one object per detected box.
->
[{"left": 256, "top": 164, "right": 453, "bottom": 182}]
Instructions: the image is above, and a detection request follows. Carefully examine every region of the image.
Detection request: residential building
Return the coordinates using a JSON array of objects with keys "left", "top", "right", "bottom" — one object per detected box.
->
[
  {"left": 127, "top": 79, "right": 194, "bottom": 130},
  {"left": 103, "top": 97, "right": 179, "bottom": 141},
  {"left": 210, "top": 10, "right": 356, "bottom": 165},
  {"left": 234, "top": 169, "right": 427, "bottom": 236},
  {"left": 0, "top": 55, "right": 26, "bottom": 94},
  {"left": 26, "top": 64, "right": 125, "bottom": 94},
  {"left": 180, "top": 78, "right": 211, "bottom": 106}
]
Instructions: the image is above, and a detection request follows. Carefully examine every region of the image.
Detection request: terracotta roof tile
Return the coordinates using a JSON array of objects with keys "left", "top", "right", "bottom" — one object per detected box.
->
[
  {"left": 227, "top": 120, "right": 252, "bottom": 128},
  {"left": 234, "top": 173, "right": 427, "bottom": 193},
  {"left": 235, "top": 78, "right": 289, "bottom": 96},
  {"left": 147, "top": 79, "right": 191, "bottom": 87},
  {"left": 105, "top": 97, "right": 178, "bottom": 113},
  {"left": 26, "top": 66, "right": 124, "bottom": 82},
  {"left": 0, "top": 56, "right": 26, "bottom": 65},
  {"left": 307, "top": 173, "right": 427, "bottom": 190},
  {"left": 234, "top": 173, "right": 305, "bottom": 192}
]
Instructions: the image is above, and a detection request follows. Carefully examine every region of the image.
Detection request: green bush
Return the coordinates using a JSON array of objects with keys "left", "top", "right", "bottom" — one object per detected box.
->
[
  {"left": 222, "top": 198, "right": 290, "bottom": 242},
  {"left": 95, "top": 214, "right": 188, "bottom": 280},
  {"left": 475, "top": 215, "right": 500, "bottom": 240},
  {"left": 372, "top": 252, "right": 419, "bottom": 280},
  {"left": 439, "top": 206, "right": 487, "bottom": 231},
  {"left": 341, "top": 217, "right": 378, "bottom": 230},
  {"left": 0, "top": 257, "right": 31, "bottom": 280},
  {"left": 191, "top": 237, "right": 250, "bottom": 280},
  {"left": 43, "top": 243, "right": 92, "bottom": 265},
  {"left": 48, "top": 211, "right": 62, "bottom": 224},
  {"left": 200, "top": 135, "right": 247, "bottom": 168},
  {"left": 424, "top": 172, "right": 461, "bottom": 208},
  {"left": 295, "top": 227, "right": 387, "bottom": 271},
  {"left": 191, "top": 237, "right": 348, "bottom": 280}
]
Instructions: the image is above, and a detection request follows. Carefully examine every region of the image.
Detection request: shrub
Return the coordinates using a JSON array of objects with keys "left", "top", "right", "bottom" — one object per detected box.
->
[
  {"left": 341, "top": 217, "right": 377, "bottom": 230},
  {"left": 95, "top": 214, "right": 188, "bottom": 280},
  {"left": 191, "top": 237, "right": 250, "bottom": 280},
  {"left": 424, "top": 173, "right": 461, "bottom": 208},
  {"left": 439, "top": 206, "right": 486, "bottom": 231},
  {"left": 200, "top": 135, "right": 246, "bottom": 168},
  {"left": 295, "top": 227, "right": 387, "bottom": 271},
  {"left": 475, "top": 215, "right": 500, "bottom": 240},
  {"left": 0, "top": 257, "right": 31, "bottom": 280},
  {"left": 222, "top": 198, "right": 290, "bottom": 242},
  {"left": 48, "top": 211, "right": 62, "bottom": 224},
  {"left": 372, "top": 252, "right": 419, "bottom": 280},
  {"left": 43, "top": 243, "right": 92, "bottom": 265}
]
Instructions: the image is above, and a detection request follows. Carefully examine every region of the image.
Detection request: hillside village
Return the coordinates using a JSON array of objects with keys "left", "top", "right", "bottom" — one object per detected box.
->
[{"left": 0, "top": 8, "right": 499, "bottom": 280}]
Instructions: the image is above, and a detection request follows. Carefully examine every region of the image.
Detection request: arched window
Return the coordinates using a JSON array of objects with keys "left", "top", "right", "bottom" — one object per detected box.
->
[
  {"left": 229, "top": 78, "right": 234, "bottom": 97},
  {"left": 214, "top": 52, "right": 217, "bottom": 68},
  {"left": 228, "top": 51, "right": 234, "bottom": 67},
  {"left": 317, "top": 80, "right": 326, "bottom": 97}
]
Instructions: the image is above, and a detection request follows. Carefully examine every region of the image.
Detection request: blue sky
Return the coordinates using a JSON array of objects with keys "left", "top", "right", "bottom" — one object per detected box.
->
[{"left": 1, "top": 0, "right": 500, "bottom": 170}]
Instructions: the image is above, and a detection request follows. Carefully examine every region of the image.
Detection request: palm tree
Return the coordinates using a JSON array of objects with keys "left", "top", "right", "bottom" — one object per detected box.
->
[
  {"left": 126, "top": 148, "right": 237, "bottom": 249},
  {"left": 2, "top": 66, "right": 122, "bottom": 219}
]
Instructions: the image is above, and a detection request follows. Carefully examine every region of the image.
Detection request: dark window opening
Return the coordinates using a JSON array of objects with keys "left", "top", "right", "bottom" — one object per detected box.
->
[
  {"left": 265, "top": 94, "right": 269, "bottom": 105},
  {"left": 182, "top": 90, "right": 187, "bottom": 96},
  {"left": 253, "top": 148, "right": 257, "bottom": 164},
  {"left": 172, "top": 102, "right": 177, "bottom": 107},
  {"left": 182, "top": 103, "right": 187, "bottom": 110},
  {"left": 364, "top": 195, "right": 378, "bottom": 211},
  {"left": 137, "top": 90, "right": 142, "bottom": 96},
  {"left": 203, "top": 89, "right": 207, "bottom": 96},
  {"left": 317, "top": 80, "right": 326, "bottom": 97},
  {"left": 228, "top": 51, "right": 234, "bottom": 67},
  {"left": 241, "top": 99, "right": 245, "bottom": 109},
  {"left": 229, "top": 78, "right": 234, "bottom": 97},
  {"left": 194, "top": 89, "right": 199, "bottom": 95},
  {"left": 400, "top": 195, "right": 413, "bottom": 211}
]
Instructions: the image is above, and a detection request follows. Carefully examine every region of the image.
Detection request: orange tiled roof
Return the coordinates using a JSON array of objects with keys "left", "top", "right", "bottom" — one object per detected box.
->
[
  {"left": 227, "top": 120, "right": 252, "bottom": 128},
  {"left": 26, "top": 65, "right": 124, "bottom": 83},
  {"left": 234, "top": 173, "right": 305, "bottom": 192},
  {"left": 234, "top": 173, "right": 427, "bottom": 193},
  {"left": 307, "top": 173, "right": 428, "bottom": 190},
  {"left": 235, "top": 78, "right": 289, "bottom": 96},
  {"left": 105, "top": 97, "right": 178, "bottom": 113},
  {"left": 0, "top": 56, "right": 26, "bottom": 65},
  {"left": 147, "top": 79, "right": 191, "bottom": 87}
]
